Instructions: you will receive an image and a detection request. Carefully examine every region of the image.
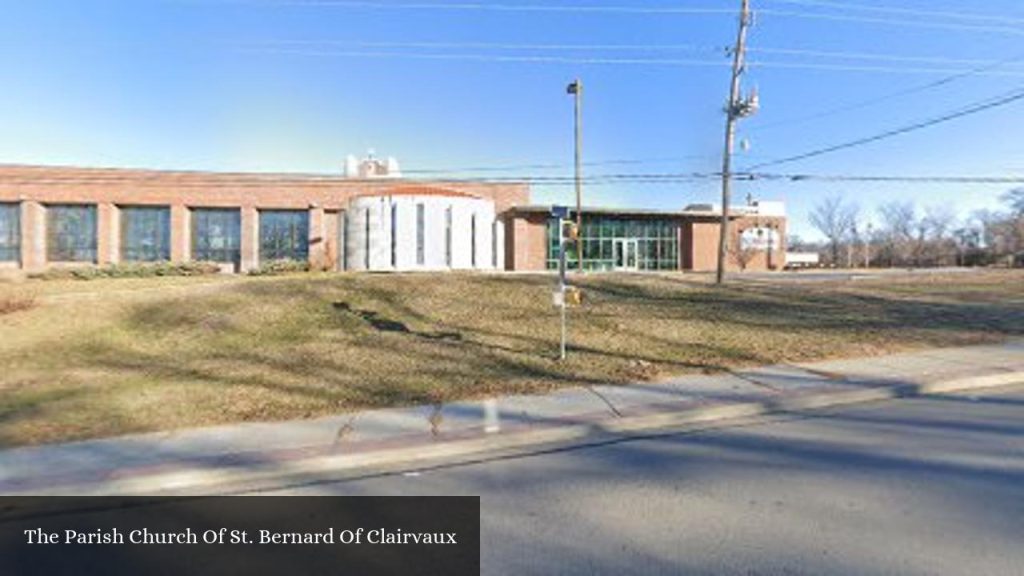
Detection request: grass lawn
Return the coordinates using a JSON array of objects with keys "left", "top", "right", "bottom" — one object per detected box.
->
[{"left": 1, "top": 269, "right": 1022, "bottom": 447}]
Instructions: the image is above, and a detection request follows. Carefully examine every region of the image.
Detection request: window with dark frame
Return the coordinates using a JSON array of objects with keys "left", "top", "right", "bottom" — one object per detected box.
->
[
  {"left": 492, "top": 220, "right": 498, "bottom": 268},
  {"left": 120, "top": 206, "right": 171, "bottom": 262},
  {"left": 390, "top": 203, "right": 397, "bottom": 268},
  {"left": 364, "top": 208, "right": 370, "bottom": 269},
  {"left": 259, "top": 210, "right": 309, "bottom": 263},
  {"left": 47, "top": 204, "right": 97, "bottom": 262},
  {"left": 470, "top": 213, "right": 477, "bottom": 267},
  {"left": 0, "top": 203, "right": 20, "bottom": 262},
  {"left": 191, "top": 208, "right": 241, "bottom": 264}
]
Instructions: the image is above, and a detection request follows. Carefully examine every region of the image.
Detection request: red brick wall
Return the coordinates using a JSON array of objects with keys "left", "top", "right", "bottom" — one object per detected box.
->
[
  {"left": 683, "top": 216, "right": 787, "bottom": 272},
  {"left": 0, "top": 165, "right": 530, "bottom": 271},
  {"left": 506, "top": 213, "right": 549, "bottom": 271}
]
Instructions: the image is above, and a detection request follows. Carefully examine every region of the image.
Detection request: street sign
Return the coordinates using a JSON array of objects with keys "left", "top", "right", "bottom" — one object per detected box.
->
[
  {"left": 552, "top": 290, "right": 565, "bottom": 307},
  {"left": 551, "top": 205, "right": 570, "bottom": 219}
]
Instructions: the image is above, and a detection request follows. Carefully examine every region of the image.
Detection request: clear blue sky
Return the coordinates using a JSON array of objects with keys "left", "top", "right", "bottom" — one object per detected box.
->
[{"left": 2, "top": 0, "right": 1022, "bottom": 239}]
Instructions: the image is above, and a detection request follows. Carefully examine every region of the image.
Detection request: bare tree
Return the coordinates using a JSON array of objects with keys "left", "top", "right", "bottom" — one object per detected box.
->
[
  {"left": 729, "top": 242, "right": 760, "bottom": 271},
  {"left": 877, "top": 201, "right": 916, "bottom": 266},
  {"left": 809, "top": 195, "right": 858, "bottom": 266},
  {"left": 1002, "top": 188, "right": 1024, "bottom": 217},
  {"left": 918, "top": 205, "right": 956, "bottom": 266}
]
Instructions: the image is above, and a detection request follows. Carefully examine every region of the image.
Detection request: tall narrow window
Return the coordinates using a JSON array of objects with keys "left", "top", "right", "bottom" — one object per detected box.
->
[
  {"left": 259, "top": 210, "right": 309, "bottom": 263},
  {"left": 492, "top": 220, "right": 498, "bottom": 268},
  {"left": 416, "top": 203, "right": 425, "bottom": 266},
  {"left": 364, "top": 208, "right": 371, "bottom": 269},
  {"left": 390, "top": 203, "right": 397, "bottom": 268},
  {"left": 47, "top": 204, "right": 97, "bottom": 262},
  {"left": 470, "top": 214, "right": 477, "bottom": 267},
  {"left": 120, "top": 206, "right": 171, "bottom": 262},
  {"left": 340, "top": 211, "right": 348, "bottom": 271},
  {"left": 445, "top": 206, "right": 452, "bottom": 267},
  {"left": 191, "top": 208, "right": 241, "bottom": 264},
  {"left": 0, "top": 203, "right": 20, "bottom": 262}
]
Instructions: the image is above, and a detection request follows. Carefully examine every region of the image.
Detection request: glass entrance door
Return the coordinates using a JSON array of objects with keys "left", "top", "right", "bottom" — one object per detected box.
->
[{"left": 613, "top": 239, "right": 639, "bottom": 271}]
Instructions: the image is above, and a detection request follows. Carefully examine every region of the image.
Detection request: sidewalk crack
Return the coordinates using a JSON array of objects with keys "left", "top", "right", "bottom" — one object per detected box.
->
[
  {"left": 729, "top": 371, "right": 784, "bottom": 393},
  {"left": 585, "top": 385, "right": 624, "bottom": 418}
]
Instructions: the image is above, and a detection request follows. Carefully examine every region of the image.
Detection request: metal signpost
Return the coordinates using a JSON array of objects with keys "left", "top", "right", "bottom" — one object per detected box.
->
[{"left": 552, "top": 206, "right": 570, "bottom": 360}]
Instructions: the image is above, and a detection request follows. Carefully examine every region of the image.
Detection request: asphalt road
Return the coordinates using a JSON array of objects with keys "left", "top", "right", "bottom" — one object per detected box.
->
[{"left": 268, "top": 385, "right": 1024, "bottom": 575}]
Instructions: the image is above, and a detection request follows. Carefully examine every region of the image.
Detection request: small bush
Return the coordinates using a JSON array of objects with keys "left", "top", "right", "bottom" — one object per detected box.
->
[
  {"left": 0, "top": 296, "right": 36, "bottom": 315},
  {"left": 29, "top": 262, "right": 223, "bottom": 281},
  {"left": 247, "top": 260, "right": 312, "bottom": 276}
]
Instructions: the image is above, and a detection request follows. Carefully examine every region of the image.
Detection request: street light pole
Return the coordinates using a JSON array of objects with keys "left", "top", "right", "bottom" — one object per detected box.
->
[
  {"left": 716, "top": 0, "right": 753, "bottom": 285},
  {"left": 568, "top": 78, "right": 584, "bottom": 273}
]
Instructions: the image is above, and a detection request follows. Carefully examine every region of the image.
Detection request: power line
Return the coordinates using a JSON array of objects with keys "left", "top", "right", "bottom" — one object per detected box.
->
[
  {"left": 202, "top": 1, "right": 737, "bottom": 15},
  {"left": 400, "top": 156, "right": 729, "bottom": 175},
  {"left": 248, "top": 40, "right": 1024, "bottom": 69},
  {"left": 746, "top": 173, "right": 1024, "bottom": 184},
  {"left": 757, "top": 8, "right": 1024, "bottom": 37},
  {"left": 196, "top": 0, "right": 1024, "bottom": 36},
  {"left": 749, "top": 52, "right": 1024, "bottom": 132},
  {"left": 244, "top": 40, "right": 726, "bottom": 53},
  {"left": 238, "top": 47, "right": 1024, "bottom": 78},
  {"left": 235, "top": 47, "right": 733, "bottom": 67},
  {"left": 748, "top": 46, "right": 1024, "bottom": 68},
  {"left": 746, "top": 87, "right": 1024, "bottom": 170},
  {"left": 765, "top": 0, "right": 1024, "bottom": 26},
  {"left": 4, "top": 169, "right": 1024, "bottom": 186}
]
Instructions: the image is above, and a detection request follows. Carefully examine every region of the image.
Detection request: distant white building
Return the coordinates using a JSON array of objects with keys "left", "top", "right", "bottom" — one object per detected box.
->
[
  {"left": 344, "top": 152, "right": 402, "bottom": 179},
  {"left": 784, "top": 252, "right": 820, "bottom": 269},
  {"left": 683, "top": 199, "right": 786, "bottom": 218}
]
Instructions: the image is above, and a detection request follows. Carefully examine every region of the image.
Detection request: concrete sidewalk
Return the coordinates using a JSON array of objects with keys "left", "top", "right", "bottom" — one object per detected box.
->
[{"left": 2, "top": 339, "right": 1022, "bottom": 496}]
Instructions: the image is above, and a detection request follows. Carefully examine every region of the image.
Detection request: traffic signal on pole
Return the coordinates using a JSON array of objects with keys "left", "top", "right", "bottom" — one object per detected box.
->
[{"left": 562, "top": 220, "right": 579, "bottom": 242}]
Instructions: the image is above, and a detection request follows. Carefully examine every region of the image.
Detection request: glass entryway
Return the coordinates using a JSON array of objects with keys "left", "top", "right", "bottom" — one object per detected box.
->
[
  {"left": 613, "top": 239, "right": 639, "bottom": 271},
  {"left": 546, "top": 216, "right": 679, "bottom": 271}
]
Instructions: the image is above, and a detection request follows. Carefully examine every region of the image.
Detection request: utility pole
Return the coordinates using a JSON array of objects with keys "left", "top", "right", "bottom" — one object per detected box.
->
[
  {"left": 568, "top": 79, "right": 584, "bottom": 272},
  {"left": 716, "top": 0, "right": 755, "bottom": 285}
]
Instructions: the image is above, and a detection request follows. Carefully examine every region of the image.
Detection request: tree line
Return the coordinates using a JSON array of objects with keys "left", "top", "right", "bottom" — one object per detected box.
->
[{"left": 794, "top": 188, "right": 1024, "bottom": 268}]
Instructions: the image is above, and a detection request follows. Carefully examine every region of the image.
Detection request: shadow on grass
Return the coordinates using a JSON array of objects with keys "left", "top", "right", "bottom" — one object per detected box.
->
[{"left": 2, "top": 272, "right": 1022, "bottom": 445}]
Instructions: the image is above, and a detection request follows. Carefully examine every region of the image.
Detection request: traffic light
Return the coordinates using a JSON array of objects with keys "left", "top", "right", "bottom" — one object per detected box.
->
[{"left": 561, "top": 220, "right": 579, "bottom": 242}]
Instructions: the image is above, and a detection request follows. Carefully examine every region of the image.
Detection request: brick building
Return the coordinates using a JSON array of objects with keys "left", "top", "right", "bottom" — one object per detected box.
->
[{"left": 0, "top": 160, "right": 785, "bottom": 274}]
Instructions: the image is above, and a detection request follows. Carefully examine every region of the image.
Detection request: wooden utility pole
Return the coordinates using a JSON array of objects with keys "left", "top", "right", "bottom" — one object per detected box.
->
[
  {"left": 568, "top": 78, "right": 584, "bottom": 272},
  {"left": 716, "top": 0, "right": 753, "bottom": 285}
]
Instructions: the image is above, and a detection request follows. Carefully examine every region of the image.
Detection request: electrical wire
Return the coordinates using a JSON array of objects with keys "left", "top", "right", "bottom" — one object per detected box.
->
[
  {"left": 237, "top": 47, "right": 1024, "bottom": 78},
  {"left": 192, "top": 1, "right": 1024, "bottom": 36},
  {"left": 765, "top": 0, "right": 1024, "bottom": 26},
  {"left": 749, "top": 51, "right": 1024, "bottom": 132},
  {"left": 247, "top": 40, "right": 1024, "bottom": 69},
  {"left": 194, "top": 1, "right": 738, "bottom": 15},
  {"left": 745, "top": 87, "right": 1024, "bottom": 170},
  {"left": 4, "top": 168, "right": 1024, "bottom": 187}
]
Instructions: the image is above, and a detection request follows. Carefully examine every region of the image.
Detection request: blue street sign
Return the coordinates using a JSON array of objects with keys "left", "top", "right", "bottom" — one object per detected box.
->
[{"left": 551, "top": 205, "right": 570, "bottom": 219}]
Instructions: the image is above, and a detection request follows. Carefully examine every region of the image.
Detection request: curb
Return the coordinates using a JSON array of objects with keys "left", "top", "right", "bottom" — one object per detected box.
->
[{"left": 16, "top": 370, "right": 1024, "bottom": 496}]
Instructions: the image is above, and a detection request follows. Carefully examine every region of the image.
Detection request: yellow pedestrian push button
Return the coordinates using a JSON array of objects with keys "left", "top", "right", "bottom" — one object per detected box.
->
[{"left": 565, "top": 286, "right": 583, "bottom": 307}]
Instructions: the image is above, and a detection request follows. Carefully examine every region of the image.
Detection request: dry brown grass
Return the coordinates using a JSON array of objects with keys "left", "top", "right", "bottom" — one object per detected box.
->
[
  {"left": 1, "top": 269, "right": 1022, "bottom": 447},
  {"left": 0, "top": 295, "right": 36, "bottom": 316}
]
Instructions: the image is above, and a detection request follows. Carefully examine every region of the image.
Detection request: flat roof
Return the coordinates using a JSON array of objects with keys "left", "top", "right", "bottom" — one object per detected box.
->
[{"left": 509, "top": 204, "right": 745, "bottom": 219}]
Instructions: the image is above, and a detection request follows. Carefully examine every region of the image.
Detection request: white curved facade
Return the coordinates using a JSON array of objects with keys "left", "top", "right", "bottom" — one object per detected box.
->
[{"left": 344, "top": 193, "right": 504, "bottom": 272}]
